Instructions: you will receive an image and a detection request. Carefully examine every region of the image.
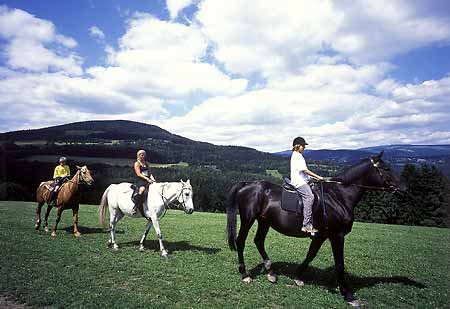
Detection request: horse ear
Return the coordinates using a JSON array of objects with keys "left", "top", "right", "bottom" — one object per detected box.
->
[
  {"left": 180, "top": 179, "right": 185, "bottom": 184},
  {"left": 186, "top": 179, "right": 190, "bottom": 185},
  {"left": 76, "top": 165, "right": 82, "bottom": 170},
  {"left": 372, "top": 150, "right": 384, "bottom": 163}
]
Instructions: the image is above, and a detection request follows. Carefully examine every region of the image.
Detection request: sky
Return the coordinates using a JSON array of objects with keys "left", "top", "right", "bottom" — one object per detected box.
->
[{"left": 0, "top": 0, "right": 450, "bottom": 152}]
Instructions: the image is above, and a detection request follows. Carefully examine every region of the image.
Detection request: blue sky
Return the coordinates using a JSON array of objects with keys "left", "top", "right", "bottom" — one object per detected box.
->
[{"left": 0, "top": 0, "right": 449, "bottom": 152}]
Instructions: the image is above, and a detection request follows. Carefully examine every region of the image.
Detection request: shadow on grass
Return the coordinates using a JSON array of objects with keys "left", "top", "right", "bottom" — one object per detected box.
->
[
  {"left": 120, "top": 239, "right": 221, "bottom": 255},
  {"left": 249, "top": 262, "right": 426, "bottom": 292},
  {"left": 61, "top": 225, "right": 120, "bottom": 235}
]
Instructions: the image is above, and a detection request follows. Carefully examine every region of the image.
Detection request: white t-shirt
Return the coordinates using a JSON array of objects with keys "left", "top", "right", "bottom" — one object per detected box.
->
[{"left": 290, "top": 151, "right": 310, "bottom": 188}]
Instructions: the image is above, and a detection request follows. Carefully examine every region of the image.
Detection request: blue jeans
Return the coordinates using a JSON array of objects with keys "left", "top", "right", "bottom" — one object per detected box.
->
[{"left": 295, "top": 184, "right": 314, "bottom": 227}]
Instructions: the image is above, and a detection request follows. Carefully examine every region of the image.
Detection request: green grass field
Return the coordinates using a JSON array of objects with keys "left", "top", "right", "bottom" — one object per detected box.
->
[{"left": 1, "top": 202, "right": 449, "bottom": 308}]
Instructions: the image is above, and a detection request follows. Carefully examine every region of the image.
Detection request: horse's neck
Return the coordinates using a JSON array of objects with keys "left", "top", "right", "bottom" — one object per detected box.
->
[
  {"left": 67, "top": 172, "right": 79, "bottom": 191},
  {"left": 161, "top": 182, "right": 181, "bottom": 202}
]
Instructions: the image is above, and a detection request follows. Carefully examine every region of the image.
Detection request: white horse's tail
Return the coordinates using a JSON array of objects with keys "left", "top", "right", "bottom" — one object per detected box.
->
[{"left": 99, "top": 184, "right": 113, "bottom": 227}]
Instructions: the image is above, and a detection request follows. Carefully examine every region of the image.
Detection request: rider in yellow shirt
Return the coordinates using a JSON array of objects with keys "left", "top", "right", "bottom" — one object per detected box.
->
[{"left": 49, "top": 157, "right": 71, "bottom": 206}]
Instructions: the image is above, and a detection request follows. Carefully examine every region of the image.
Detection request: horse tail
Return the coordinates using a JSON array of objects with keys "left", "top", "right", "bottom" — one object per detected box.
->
[
  {"left": 226, "top": 182, "right": 248, "bottom": 251},
  {"left": 99, "top": 184, "right": 113, "bottom": 227}
]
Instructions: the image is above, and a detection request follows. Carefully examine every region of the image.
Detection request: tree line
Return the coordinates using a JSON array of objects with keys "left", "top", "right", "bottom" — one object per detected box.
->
[{"left": 0, "top": 156, "right": 449, "bottom": 227}]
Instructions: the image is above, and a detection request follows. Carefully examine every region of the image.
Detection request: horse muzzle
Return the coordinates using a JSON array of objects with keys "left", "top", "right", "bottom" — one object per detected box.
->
[{"left": 185, "top": 208, "right": 194, "bottom": 215}]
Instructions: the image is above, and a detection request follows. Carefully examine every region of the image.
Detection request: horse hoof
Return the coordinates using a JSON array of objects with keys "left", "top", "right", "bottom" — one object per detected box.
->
[
  {"left": 45, "top": 227, "right": 49, "bottom": 233},
  {"left": 347, "top": 299, "right": 362, "bottom": 307},
  {"left": 294, "top": 278, "right": 304, "bottom": 287},
  {"left": 267, "top": 274, "right": 277, "bottom": 283},
  {"left": 139, "top": 245, "right": 145, "bottom": 252},
  {"left": 242, "top": 276, "right": 253, "bottom": 284},
  {"left": 74, "top": 232, "right": 81, "bottom": 238},
  {"left": 161, "top": 249, "right": 169, "bottom": 258},
  {"left": 112, "top": 245, "right": 119, "bottom": 251},
  {"left": 51, "top": 231, "right": 56, "bottom": 237}
]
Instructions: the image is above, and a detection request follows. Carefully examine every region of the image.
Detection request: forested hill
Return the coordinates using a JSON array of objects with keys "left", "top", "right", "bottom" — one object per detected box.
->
[
  {"left": 0, "top": 120, "right": 288, "bottom": 173},
  {"left": 0, "top": 120, "right": 195, "bottom": 144}
]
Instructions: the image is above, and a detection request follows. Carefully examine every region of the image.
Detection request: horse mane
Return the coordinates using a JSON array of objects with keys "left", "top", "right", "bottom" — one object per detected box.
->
[{"left": 332, "top": 159, "right": 372, "bottom": 184}]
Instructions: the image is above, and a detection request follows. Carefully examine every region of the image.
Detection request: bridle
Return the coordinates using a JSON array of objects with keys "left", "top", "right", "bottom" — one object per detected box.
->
[
  {"left": 161, "top": 183, "right": 193, "bottom": 211},
  {"left": 66, "top": 168, "right": 93, "bottom": 186}
]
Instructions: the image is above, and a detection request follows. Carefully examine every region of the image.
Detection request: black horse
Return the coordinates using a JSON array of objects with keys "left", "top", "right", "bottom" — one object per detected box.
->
[{"left": 226, "top": 151, "right": 404, "bottom": 306}]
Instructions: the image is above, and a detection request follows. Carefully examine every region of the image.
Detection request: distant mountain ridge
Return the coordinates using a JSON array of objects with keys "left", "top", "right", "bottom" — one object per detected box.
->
[
  {"left": 1, "top": 120, "right": 449, "bottom": 170},
  {"left": 0, "top": 120, "right": 196, "bottom": 145},
  {"left": 274, "top": 145, "right": 450, "bottom": 161}
]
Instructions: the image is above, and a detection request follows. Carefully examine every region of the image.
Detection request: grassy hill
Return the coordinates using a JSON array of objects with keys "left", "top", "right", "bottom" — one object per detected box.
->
[{"left": 1, "top": 202, "right": 449, "bottom": 308}]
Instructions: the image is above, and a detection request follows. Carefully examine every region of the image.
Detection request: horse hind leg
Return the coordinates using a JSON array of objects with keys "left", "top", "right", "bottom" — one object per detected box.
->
[
  {"left": 108, "top": 208, "right": 124, "bottom": 251},
  {"left": 51, "top": 207, "right": 64, "bottom": 237},
  {"left": 35, "top": 201, "right": 44, "bottom": 230},
  {"left": 236, "top": 217, "right": 256, "bottom": 283},
  {"left": 44, "top": 205, "right": 53, "bottom": 233},
  {"left": 254, "top": 220, "right": 276, "bottom": 283}
]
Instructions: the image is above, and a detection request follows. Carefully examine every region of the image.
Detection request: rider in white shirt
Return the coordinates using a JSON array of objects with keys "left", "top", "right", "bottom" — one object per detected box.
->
[{"left": 290, "top": 137, "right": 323, "bottom": 234}]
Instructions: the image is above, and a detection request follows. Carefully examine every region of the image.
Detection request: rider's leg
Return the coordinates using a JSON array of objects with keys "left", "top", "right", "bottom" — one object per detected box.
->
[
  {"left": 49, "top": 185, "right": 59, "bottom": 206},
  {"left": 132, "top": 186, "right": 145, "bottom": 215},
  {"left": 297, "top": 184, "right": 316, "bottom": 233}
]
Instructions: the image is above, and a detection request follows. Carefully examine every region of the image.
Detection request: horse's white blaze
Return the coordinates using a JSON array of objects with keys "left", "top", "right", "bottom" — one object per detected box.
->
[{"left": 100, "top": 180, "right": 194, "bottom": 254}]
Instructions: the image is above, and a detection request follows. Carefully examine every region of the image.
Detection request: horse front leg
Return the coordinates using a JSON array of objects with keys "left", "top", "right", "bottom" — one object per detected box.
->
[
  {"left": 294, "top": 234, "right": 327, "bottom": 286},
  {"left": 330, "top": 233, "right": 359, "bottom": 306},
  {"left": 151, "top": 218, "right": 168, "bottom": 258},
  {"left": 51, "top": 207, "right": 64, "bottom": 237},
  {"left": 72, "top": 205, "right": 81, "bottom": 237}
]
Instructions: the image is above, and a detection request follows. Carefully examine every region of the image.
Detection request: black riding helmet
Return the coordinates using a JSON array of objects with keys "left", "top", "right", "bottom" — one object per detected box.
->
[{"left": 292, "top": 136, "right": 308, "bottom": 147}]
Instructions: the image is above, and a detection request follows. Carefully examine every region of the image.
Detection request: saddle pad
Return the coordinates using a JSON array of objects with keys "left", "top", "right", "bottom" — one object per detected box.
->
[{"left": 281, "top": 188, "right": 303, "bottom": 213}]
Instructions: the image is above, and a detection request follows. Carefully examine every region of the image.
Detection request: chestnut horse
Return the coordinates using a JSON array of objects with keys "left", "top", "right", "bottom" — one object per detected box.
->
[
  {"left": 35, "top": 165, "right": 94, "bottom": 237},
  {"left": 226, "top": 152, "right": 404, "bottom": 306}
]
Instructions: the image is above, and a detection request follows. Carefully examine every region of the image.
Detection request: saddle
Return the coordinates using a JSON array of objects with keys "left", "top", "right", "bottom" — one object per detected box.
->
[
  {"left": 281, "top": 177, "right": 303, "bottom": 215},
  {"left": 281, "top": 177, "right": 321, "bottom": 217}
]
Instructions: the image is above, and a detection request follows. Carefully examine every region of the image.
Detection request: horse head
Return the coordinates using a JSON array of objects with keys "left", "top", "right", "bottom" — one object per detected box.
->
[
  {"left": 76, "top": 165, "right": 95, "bottom": 186},
  {"left": 178, "top": 179, "right": 194, "bottom": 214},
  {"left": 370, "top": 151, "right": 406, "bottom": 192}
]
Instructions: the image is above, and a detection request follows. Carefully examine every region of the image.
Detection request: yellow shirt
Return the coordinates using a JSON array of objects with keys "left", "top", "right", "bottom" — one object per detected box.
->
[{"left": 53, "top": 164, "right": 70, "bottom": 179}]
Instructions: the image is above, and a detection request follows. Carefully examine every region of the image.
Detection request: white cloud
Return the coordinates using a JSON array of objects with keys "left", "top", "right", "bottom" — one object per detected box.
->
[
  {"left": 89, "top": 26, "right": 105, "bottom": 41},
  {"left": 102, "top": 15, "right": 247, "bottom": 98},
  {"left": 196, "top": 0, "right": 343, "bottom": 77},
  {"left": 0, "top": 6, "right": 82, "bottom": 75},
  {"left": 166, "top": 0, "right": 194, "bottom": 20},
  {"left": 0, "top": 2, "right": 449, "bottom": 152},
  {"left": 195, "top": 0, "right": 450, "bottom": 77}
]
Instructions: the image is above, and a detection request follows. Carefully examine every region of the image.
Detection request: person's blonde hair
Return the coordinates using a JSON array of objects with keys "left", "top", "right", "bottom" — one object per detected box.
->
[{"left": 137, "top": 149, "right": 146, "bottom": 160}]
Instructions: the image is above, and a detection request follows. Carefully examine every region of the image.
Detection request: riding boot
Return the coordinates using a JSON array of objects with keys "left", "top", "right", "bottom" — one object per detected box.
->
[
  {"left": 132, "top": 194, "right": 144, "bottom": 216},
  {"left": 48, "top": 190, "right": 55, "bottom": 206}
]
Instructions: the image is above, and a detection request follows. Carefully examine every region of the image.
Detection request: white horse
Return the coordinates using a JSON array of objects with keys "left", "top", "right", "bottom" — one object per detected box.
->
[{"left": 99, "top": 179, "right": 194, "bottom": 257}]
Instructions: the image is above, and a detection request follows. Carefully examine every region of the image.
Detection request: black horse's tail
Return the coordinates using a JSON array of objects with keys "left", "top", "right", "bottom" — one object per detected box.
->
[{"left": 226, "top": 182, "right": 248, "bottom": 251}]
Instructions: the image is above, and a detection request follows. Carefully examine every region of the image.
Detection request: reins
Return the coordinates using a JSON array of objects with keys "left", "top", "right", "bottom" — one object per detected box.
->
[
  {"left": 317, "top": 179, "right": 394, "bottom": 191},
  {"left": 160, "top": 184, "right": 191, "bottom": 213}
]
